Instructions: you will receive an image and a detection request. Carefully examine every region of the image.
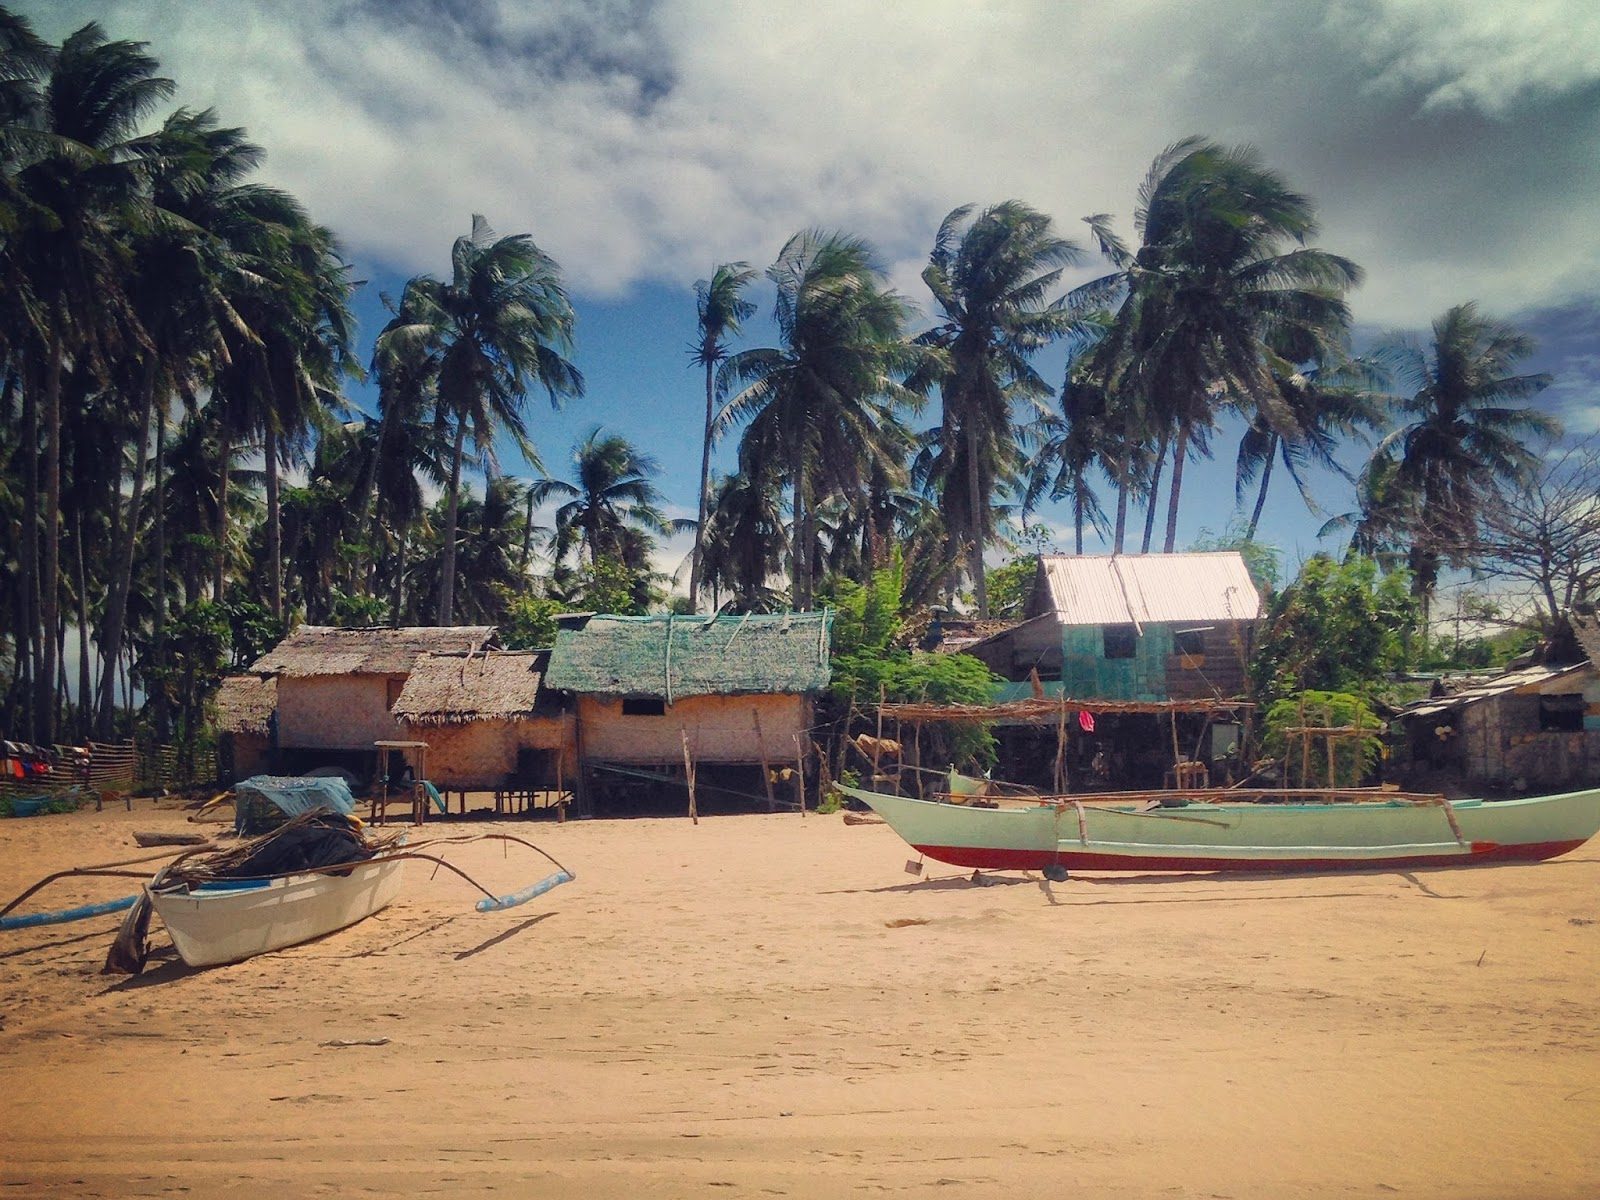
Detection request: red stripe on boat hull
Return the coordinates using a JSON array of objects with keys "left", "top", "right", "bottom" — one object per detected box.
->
[{"left": 909, "top": 839, "right": 1589, "bottom": 874}]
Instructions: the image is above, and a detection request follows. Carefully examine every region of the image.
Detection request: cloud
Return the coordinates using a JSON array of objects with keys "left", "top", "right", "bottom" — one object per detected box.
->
[{"left": 24, "top": 0, "right": 1600, "bottom": 329}]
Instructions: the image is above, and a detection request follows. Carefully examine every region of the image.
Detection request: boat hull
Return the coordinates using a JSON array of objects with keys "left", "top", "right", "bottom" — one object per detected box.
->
[
  {"left": 840, "top": 786, "right": 1600, "bottom": 873},
  {"left": 151, "top": 856, "right": 407, "bottom": 967}
]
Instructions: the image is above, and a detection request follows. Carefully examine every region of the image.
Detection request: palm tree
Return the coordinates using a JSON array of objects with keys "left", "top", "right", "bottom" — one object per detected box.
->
[
  {"left": 1025, "top": 372, "right": 1114, "bottom": 554},
  {"left": 1374, "top": 303, "right": 1556, "bottom": 621},
  {"left": 698, "top": 464, "right": 789, "bottom": 613},
  {"left": 377, "top": 215, "right": 583, "bottom": 624},
  {"left": 531, "top": 426, "right": 687, "bottom": 567},
  {"left": 687, "top": 262, "right": 757, "bottom": 611},
  {"left": 7, "top": 20, "right": 172, "bottom": 741},
  {"left": 1233, "top": 353, "right": 1387, "bottom": 540},
  {"left": 1081, "top": 138, "right": 1361, "bottom": 553},
  {"left": 918, "top": 202, "right": 1090, "bottom": 613},
  {"left": 719, "top": 230, "right": 929, "bottom": 609}
]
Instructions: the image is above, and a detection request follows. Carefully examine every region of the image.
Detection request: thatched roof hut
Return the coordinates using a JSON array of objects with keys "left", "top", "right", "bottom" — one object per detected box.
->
[
  {"left": 545, "top": 612, "right": 832, "bottom": 699},
  {"left": 214, "top": 674, "right": 277, "bottom": 736},
  {"left": 249, "top": 625, "right": 496, "bottom": 677},
  {"left": 392, "top": 651, "right": 552, "bottom": 725}
]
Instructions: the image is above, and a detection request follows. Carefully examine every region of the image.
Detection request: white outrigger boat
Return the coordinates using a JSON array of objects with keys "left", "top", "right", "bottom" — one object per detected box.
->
[
  {"left": 150, "top": 854, "right": 411, "bottom": 968},
  {"left": 3, "top": 801, "right": 574, "bottom": 972},
  {"left": 840, "top": 779, "right": 1600, "bottom": 875}
]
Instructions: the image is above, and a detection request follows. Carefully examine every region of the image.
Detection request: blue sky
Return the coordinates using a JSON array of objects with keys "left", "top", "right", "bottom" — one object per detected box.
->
[{"left": 27, "top": 0, "right": 1600, "bottom": 589}]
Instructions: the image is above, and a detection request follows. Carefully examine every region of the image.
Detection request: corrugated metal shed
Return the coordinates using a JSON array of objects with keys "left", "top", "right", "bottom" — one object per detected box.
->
[
  {"left": 249, "top": 625, "right": 496, "bottom": 677},
  {"left": 1036, "top": 553, "right": 1261, "bottom": 626},
  {"left": 1401, "top": 662, "right": 1594, "bottom": 720},
  {"left": 545, "top": 612, "right": 832, "bottom": 699}
]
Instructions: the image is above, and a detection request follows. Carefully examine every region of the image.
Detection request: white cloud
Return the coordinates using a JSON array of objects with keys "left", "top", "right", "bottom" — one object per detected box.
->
[{"left": 26, "top": 0, "right": 1600, "bottom": 327}]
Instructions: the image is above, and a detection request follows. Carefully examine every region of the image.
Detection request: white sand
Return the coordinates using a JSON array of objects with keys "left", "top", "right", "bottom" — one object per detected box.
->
[{"left": 2, "top": 801, "right": 1598, "bottom": 1198}]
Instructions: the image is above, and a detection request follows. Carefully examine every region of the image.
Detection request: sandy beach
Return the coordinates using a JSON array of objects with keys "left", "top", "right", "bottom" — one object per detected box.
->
[{"left": 2, "top": 801, "right": 1598, "bottom": 1199}]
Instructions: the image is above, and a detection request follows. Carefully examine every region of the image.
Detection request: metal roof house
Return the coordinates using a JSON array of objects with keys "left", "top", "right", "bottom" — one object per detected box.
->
[
  {"left": 545, "top": 612, "right": 833, "bottom": 812},
  {"left": 962, "top": 553, "right": 1262, "bottom": 703},
  {"left": 1394, "top": 659, "right": 1600, "bottom": 792}
]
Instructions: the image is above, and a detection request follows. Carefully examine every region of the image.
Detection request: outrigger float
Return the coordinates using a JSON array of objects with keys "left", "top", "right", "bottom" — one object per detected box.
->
[{"left": 841, "top": 775, "right": 1600, "bottom": 876}]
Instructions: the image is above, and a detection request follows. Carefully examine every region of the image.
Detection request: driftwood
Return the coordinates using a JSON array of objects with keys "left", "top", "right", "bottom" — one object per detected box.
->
[
  {"left": 842, "top": 810, "right": 884, "bottom": 826},
  {"left": 133, "top": 831, "right": 210, "bottom": 848}
]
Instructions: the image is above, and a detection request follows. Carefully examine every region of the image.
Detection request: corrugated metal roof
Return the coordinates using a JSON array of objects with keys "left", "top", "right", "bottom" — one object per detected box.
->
[
  {"left": 1037, "top": 553, "right": 1262, "bottom": 626},
  {"left": 1401, "top": 662, "right": 1594, "bottom": 719}
]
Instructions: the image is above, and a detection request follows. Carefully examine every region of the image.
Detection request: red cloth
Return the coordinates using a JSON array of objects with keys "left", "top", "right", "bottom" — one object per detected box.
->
[{"left": 1078, "top": 710, "right": 1096, "bottom": 733}]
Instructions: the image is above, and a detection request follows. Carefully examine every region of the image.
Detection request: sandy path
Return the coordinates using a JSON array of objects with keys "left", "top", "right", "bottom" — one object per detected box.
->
[{"left": 2, "top": 802, "right": 1598, "bottom": 1198}]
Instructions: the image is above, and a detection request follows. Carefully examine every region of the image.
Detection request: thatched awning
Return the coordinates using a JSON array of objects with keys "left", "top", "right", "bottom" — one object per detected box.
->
[
  {"left": 215, "top": 674, "right": 277, "bottom": 736},
  {"left": 393, "top": 651, "right": 552, "bottom": 725},
  {"left": 250, "top": 625, "right": 496, "bottom": 677},
  {"left": 545, "top": 612, "right": 831, "bottom": 699},
  {"left": 877, "top": 696, "right": 1254, "bottom": 724}
]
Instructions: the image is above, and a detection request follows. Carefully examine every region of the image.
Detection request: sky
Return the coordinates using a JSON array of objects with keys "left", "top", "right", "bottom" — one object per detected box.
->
[{"left": 25, "top": 0, "right": 1600, "bottom": 591}]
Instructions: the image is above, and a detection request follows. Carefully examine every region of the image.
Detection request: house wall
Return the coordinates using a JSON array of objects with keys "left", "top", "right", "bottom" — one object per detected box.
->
[
  {"left": 276, "top": 674, "right": 402, "bottom": 749},
  {"left": 219, "top": 732, "right": 271, "bottom": 783},
  {"left": 1459, "top": 692, "right": 1600, "bottom": 789},
  {"left": 982, "top": 620, "right": 1255, "bottom": 702},
  {"left": 577, "top": 693, "right": 810, "bottom": 764},
  {"left": 399, "top": 716, "right": 578, "bottom": 790}
]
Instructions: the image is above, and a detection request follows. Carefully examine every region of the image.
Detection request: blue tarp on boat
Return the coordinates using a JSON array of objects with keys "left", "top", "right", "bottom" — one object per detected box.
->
[{"left": 234, "top": 775, "right": 357, "bottom": 834}]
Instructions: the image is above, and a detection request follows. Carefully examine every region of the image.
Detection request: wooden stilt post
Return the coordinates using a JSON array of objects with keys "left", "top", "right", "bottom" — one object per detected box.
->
[
  {"left": 753, "top": 709, "right": 777, "bottom": 812},
  {"left": 793, "top": 733, "right": 806, "bottom": 816},
  {"left": 555, "top": 746, "right": 566, "bottom": 822},
  {"left": 910, "top": 722, "right": 922, "bottom": 798},
  {"left": 1299, "top": 696, "right": 1311, "bottom": 790},
  {"left": 1054, "top": 697, "right": 1068, "bottom": 795},
  {"left": 891, "top": 718, "right": 903, "bottom": 795},
  {"left": 873, "top": 683, "right": 886, "bottom": 788},
  {"left": 1324, "top": 703, "right": 1337, "bottom": 796},
  {"left": 680, "top": 726, "right": 698, "bottom": 825}
]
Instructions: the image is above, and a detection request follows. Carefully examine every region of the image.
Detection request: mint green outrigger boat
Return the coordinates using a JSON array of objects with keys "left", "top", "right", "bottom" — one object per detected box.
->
[{"left": 839, "top": 778, "right": 1600, "bottom": 874}]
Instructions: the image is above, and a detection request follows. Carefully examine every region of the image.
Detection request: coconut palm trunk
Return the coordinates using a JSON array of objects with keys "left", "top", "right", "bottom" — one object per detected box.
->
[
  {"left": 689, "top": 356, "right": 716, "bottom": 609},
  {"left": 1162, "top": 425, "right": 1191, "bottom": 553},
  {"left": 264, "top": 418, "right": 283, "bottom": 620},
  {"left": 438, "top": 418, "right": 468, "bottom": 624},
  {"left": 1140, "top": 432, "right": 1168, "bottom": 553},
  {"left": 153, "top": 401, "right": 170, "bottom": 740},
  {"left": 965, "top": 421, "right": 988, "bottom": 614},
  {"left": 37, "top": 328, "right": 63, "bottom": 743},
  {"left": 213, "top": 423, "right": 232, "bottom": 602},
  {"left": 1245, "top": 434, "right": 1279, "bottom": 539},
  {"left": 95, "top": 359, "right": 156, "bottom": 735}
]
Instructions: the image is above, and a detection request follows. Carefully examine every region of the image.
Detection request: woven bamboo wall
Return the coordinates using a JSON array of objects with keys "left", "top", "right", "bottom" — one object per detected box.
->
[
  {"left": 398, "top": 716, "right": 577, "bottom": 790},
  {"left": 578, "top": 693, "right": 809, "bottom": 764},
  {"left": 277, "top": 675, "right": 402, "bottom": 748}
]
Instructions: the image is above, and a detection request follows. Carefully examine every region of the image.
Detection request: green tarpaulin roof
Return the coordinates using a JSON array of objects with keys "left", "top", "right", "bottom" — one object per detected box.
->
[{"left": 545, "top": 612, "right": 832, "bottom": 699}]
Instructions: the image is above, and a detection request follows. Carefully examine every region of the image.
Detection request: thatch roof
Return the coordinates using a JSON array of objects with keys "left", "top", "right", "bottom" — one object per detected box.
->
[
  {"left": 392, "top": 651, "right": 553, "bottom": 725},
  {"left": 544, "top": 612, "right": 832, "bottom": 699},
  {"left": 215, "top": 674, "right": 277, "bottom": 736},
  {"left": 249, "top": 625, "right": 496, "bottom": 677}
]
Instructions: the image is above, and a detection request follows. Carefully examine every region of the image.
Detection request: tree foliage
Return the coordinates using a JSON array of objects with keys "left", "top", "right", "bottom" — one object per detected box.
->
[{"left": 1250, "top": 555, "right": 1417, "bottom": 704}]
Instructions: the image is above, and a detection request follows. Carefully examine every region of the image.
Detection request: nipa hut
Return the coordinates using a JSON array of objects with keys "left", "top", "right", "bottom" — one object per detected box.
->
[
  {"left": 392, "top": 651, "right": 576, "bottom": 797},
  {"left": 544, "top": 612, "right": 832, "bottom": 812},
  {"left": 214, "top": 674, "right": 277, "bottom": 781},
  {"left": 243, "top": 625, "right": 495, "bottom": 776}
]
